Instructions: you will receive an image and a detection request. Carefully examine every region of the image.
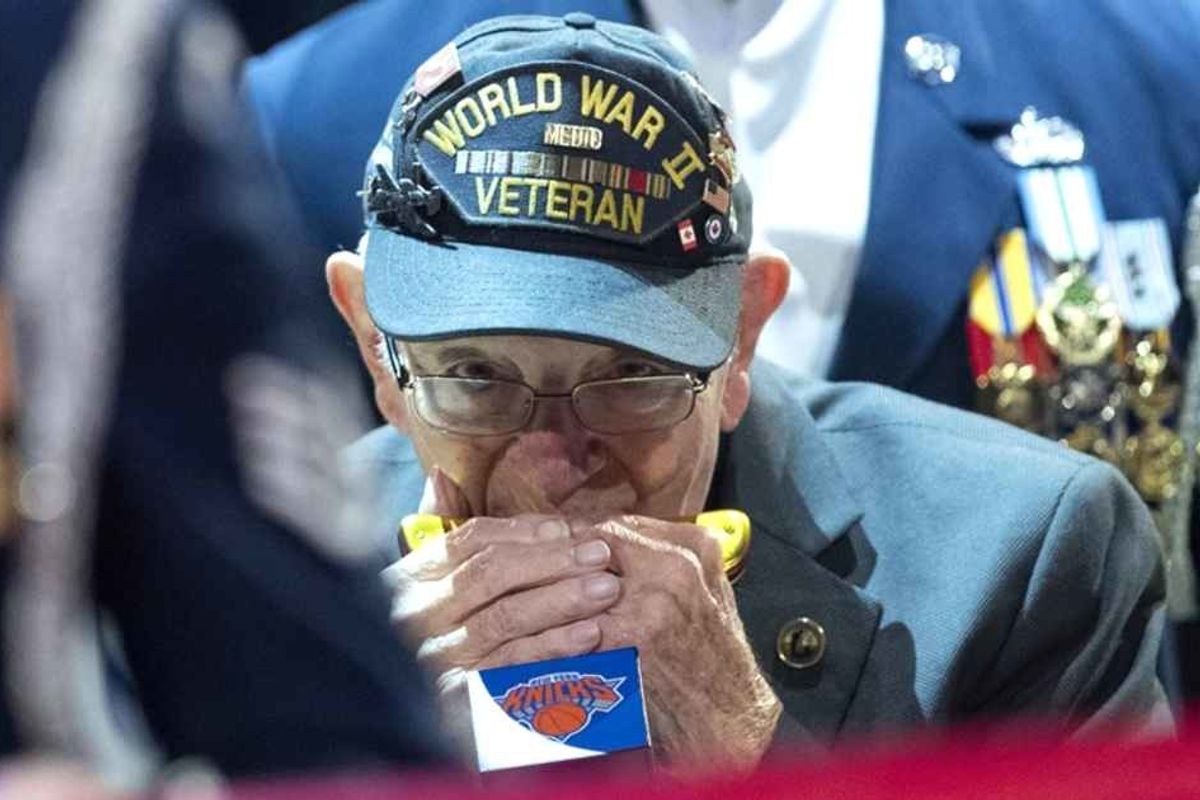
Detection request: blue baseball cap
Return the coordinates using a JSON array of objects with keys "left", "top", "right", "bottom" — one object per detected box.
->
[{"left": 362, "top": 13, "right": 752, "bottom": 371}]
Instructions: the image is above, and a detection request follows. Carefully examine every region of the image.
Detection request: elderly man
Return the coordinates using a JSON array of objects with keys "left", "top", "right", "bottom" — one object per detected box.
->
[{"left": 326, "top": 14, "right": 1170, "bottom": 767}]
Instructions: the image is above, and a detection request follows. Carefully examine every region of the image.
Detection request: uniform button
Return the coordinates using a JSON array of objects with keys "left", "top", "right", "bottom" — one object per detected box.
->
[
  {"left": 563, "top": 12, "right": 597, "bottom": 29},
  {"left": 776, "top": 617, "right": 826, "bottom": 670}
]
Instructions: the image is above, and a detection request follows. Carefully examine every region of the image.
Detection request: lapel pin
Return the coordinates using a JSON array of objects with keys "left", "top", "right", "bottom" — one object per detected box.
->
[{"left": 904, "top": 33, "right": 960, "bottom": 86}]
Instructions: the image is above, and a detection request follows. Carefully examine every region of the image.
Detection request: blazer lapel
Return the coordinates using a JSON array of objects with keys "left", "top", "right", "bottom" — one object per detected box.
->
[
  {"left": 831, "top": 0, "right": 1020, "bottom": 390},
  {"left": 737, "top": 531, "right": 881, "bottom": 742},
  {"left": 716, "top": 365, "right": 883, "bottom": 741}
]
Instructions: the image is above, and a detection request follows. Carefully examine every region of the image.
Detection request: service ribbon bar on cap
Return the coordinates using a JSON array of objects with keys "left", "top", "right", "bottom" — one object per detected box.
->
[{"left": 413, "top": 64, "right": 713, "bottom": 245}]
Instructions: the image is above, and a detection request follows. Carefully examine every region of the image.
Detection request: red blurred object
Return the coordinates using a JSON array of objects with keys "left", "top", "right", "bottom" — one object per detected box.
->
[{"left": 227, "top": 716, "right": 1200, "bottom": 800}]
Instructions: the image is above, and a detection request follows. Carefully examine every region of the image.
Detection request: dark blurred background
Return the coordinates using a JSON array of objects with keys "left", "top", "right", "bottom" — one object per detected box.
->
[{"left": 225, "top": 0, "right": 353, "bottom": 52}]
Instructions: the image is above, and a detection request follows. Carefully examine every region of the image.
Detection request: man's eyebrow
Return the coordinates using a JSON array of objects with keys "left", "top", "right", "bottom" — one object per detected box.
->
[
  {"left": 582, "top": 349, "right": 673, "bottom": 373},
  {"left": 427, "top": 345, "right": 492, "bottom": 365},
  {"left": 403, "top": 344, "right": 487, "bottom": 373}
]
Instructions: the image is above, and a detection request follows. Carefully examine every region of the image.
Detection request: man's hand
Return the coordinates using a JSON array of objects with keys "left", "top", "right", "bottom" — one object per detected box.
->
[
  {"left": 575, "top": 515, "right": 782, "bottom": 770},
  {"left": 384, "top": 471, "right": 779, "bottom": 770},
  {"left": 383, "top": 467, "right": 621, "bottom": 682}
]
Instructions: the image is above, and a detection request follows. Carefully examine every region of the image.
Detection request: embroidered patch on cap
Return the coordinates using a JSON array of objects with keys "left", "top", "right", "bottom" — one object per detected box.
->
[
  {"left": 677, "top": 218, "right": 697, "bottom": 251},
  {"left": 412, "top": 63, "right": 714, "bottom": 246},
  {"left": 704, "top": 214, "right": 726, "bottom": 245},
  {"left": 414, "top": 42, "right": 463, "bottom": 97}
]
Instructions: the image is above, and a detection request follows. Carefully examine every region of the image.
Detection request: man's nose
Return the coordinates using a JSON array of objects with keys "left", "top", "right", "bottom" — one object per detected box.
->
[{"left": 524, "top": 394, "right": 596, "bottom": 466}]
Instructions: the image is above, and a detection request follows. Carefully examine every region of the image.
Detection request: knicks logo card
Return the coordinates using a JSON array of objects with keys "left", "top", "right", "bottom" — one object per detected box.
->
[{"left": 466, "top": 647, "right": 649, "bottom": 772}]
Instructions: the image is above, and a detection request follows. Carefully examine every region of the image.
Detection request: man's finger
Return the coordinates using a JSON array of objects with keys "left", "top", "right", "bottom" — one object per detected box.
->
[
  {"left": 578, "top": 516, "right": 725, "bottom": 586},
  {"left": 443, "top": 515, "right": 569, "bottom": 564},
  {"left": 458, "top": 571, "right": 620, "bottom": 662},
  {"left": 396, "top": 514, "right": 570, "bottom": 583},
  {"left": 474, "top": 619, "right": 603, "bottom": 670},
  {"left": 397, "top": 537, "right": 614, "bottom": 635}
]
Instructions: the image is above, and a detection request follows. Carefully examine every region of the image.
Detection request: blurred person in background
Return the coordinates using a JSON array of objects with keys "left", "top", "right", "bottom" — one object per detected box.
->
[
  {"left": 327, "top": 14, "right": 1171, "bottom": 769},
  {"left": 0, "top": 0, "right": 450, "bottom": 792},
  {"left": 242, "top": 0, "right": 1200, "bottom": 700}
]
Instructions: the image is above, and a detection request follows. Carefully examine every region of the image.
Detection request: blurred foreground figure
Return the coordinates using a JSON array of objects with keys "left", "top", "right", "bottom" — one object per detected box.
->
[
  {"left": 327, "top": 15, "right": 1171, "bottom": 771},
  {"left": 0, "top": 0, "right": 448, "bottom": 788}
]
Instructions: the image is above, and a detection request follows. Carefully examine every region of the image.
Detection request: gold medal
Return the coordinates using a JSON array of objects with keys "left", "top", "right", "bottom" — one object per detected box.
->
[
  {"left": 977, "top": 358, "right": 1042, "bottom": 432},
  {"left": 1120, "top": 331, "right": 1184, "bottom": 503},
  {"left": 1036, "top": 268, "right": 1121, "bottom": 366},
  {"left": 1062, "top": 423, "right": 1120, "bottom": 465},
  {"left": 1129, "top": 374, "right": 1181, "bottom": 424},
  {"left": 1126, "top": 332, "right": 1180, "bottom": 421},
  {"left": 1123, "top": 422, "right": 1186, "bottom": 503}
]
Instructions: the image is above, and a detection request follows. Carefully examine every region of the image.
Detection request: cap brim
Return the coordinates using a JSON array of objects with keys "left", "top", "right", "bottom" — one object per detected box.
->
[{"left": 363, "top": 228, "right": 742, "bottom": 371}]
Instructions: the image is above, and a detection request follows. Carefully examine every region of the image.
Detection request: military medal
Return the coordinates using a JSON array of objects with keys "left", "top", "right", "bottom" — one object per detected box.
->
[
  {"left": 1123, "top": 423, "right": 1186, "bottom": 502},
  {"left": 980, "top": 356, "right": 1042, "bottom": 431},
  {"left": 990, "top": 109, "right": 1189, "bottom": 560},
  {"left": 1063, "top": 423, "right": 1120, "bottom": 465},
  {"left": 1099, "top": 218, "right": 1181, "bottom": 332},
  {"left": 993, "top": 108, "right": 1140, "bottom": 462},
  {"left": 1052, "top": 363, "right": 1124, "bottom": 432},
  {"left": 1036, "top": 268, "right": 1122, "bottom": 366},
  {"left": 998, "top": 108, "right": 1105, "bottom": 273},
  {"left": 1017, "top": 165, "right": 1106, "bottom": 268},
  {"left": 1097, "top": 217, "right": 1184, "bottom": 502},
  {"left": 1121, "top": 332, "right": 1185, "bottom": 503},
  {"left": 1127, "top": 332, "right": 1177, "bottom": 417},
  {"left": 967, "top": 229, "right": 1050, "bottom": 432}
]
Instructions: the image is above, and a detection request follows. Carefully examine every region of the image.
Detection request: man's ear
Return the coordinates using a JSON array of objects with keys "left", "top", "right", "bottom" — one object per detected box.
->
[
  {"left": 720, "top": 251, "right": 790, "bottom": 431},
  {"left": 325, "top": 250, "right": 408, "bottom": 429}
]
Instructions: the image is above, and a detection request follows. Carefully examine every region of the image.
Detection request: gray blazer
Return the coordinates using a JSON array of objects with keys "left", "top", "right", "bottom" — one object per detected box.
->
[{"left": 347, "top": 362, "right": 1170, "bottom": 741}]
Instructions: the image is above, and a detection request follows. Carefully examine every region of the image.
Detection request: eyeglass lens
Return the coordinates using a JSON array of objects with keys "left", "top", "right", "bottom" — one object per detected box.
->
[{"left": 410, "top": 375, "right": 698, "bottom": 435}]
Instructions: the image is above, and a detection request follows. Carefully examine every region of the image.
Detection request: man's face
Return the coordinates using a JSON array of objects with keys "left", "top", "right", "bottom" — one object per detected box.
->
[{"left": 395, "top": 335, "right": 728, "bottom": 519}]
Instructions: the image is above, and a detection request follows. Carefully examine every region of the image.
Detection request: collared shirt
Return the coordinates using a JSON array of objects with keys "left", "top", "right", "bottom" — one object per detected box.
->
[{"left": 641, "top": 0, "right": 885, "bottom": 377}]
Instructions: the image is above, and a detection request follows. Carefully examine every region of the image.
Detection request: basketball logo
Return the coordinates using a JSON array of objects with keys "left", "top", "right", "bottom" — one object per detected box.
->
[
  {"left": 496, "top": 671, "right": 625, "bottom": 742},
  {"left": 532, "top": 702, "right": 589, "bottom": 737}
]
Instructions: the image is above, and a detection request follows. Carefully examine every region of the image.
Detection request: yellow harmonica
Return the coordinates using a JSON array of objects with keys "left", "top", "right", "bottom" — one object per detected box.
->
[{"left": 400, "top": 509, "right": 751, "bottom": 580}]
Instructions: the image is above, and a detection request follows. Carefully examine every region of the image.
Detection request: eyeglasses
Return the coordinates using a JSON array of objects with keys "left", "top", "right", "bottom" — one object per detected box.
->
[{"left": 385, "top": 339, "right": 710, "bottom": 436}]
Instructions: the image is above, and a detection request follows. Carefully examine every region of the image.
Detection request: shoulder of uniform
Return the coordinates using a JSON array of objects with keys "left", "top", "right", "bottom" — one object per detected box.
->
[
  {"left": 751, "top": 363, "right": 1098, "bottom": 477},
  {"left": 794, "top": 375, "right": 1096, "bottom": 474}
]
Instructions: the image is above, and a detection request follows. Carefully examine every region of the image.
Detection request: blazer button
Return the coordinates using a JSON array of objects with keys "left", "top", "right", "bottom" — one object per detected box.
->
[{"left": 776, "top": 617, "right": 826, "bottom": 670}]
